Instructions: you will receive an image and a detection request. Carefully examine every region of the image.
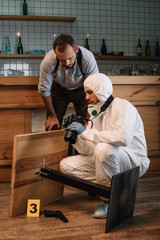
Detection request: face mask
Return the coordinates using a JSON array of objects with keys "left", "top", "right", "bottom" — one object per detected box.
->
[{"left": 87, "top": 102, "right": 103, "bottom": 118}]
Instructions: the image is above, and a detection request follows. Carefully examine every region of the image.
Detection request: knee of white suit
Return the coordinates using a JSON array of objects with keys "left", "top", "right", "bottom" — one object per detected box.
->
[
  {"left": 94, "top": 142, "right": 115, "bottom": 160},
  {"left": 59, "top": 157, "right": 72, "bottom": 174},
  {"left": 94, "top": 142, "right": 120, "bottom": 178},
  {"left": 59, "top": 155, "right": 96, "bottom": 182}
]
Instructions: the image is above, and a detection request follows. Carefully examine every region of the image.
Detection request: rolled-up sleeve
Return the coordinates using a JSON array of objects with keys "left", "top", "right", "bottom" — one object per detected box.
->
[{"left": 38, "top": 50, "right": 56, "bottom": 97}]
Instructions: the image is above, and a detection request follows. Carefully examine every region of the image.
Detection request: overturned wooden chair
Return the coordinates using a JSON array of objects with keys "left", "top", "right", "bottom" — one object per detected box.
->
[{"left": 10, "top": 130, "right": 139, "bottom": 233}]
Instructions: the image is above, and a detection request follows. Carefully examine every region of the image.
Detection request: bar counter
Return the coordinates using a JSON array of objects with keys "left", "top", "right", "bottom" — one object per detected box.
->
[{"left": 0, "top": 75, "right": 160, "bottom": 181}]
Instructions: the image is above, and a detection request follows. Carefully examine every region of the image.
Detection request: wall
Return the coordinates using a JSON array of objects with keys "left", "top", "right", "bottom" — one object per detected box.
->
[{"left": 0, "top": 0, "right": 160, "bottom": 76}]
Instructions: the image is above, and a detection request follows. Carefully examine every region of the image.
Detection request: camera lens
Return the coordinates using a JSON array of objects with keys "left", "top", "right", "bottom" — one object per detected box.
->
[{"left": 64, "top": 130, "right": 78, "bottom": 144}]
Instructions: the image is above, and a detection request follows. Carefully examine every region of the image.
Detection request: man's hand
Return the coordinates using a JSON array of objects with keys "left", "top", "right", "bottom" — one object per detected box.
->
[
  {"left": 66, "top": 122, "right": 85, "bottom": 134},
  {"left": 41, "top": 95, "right": 60, "bottom": 131},
  {"left": 45, "top": 115, "right": 60, "bottom": 131}
]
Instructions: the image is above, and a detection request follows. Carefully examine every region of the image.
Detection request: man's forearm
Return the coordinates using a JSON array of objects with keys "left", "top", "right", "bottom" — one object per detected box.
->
[
  {"left": 42, "top": 95, "right": 57, "bottom": 117},
  {"left": 41, "top": 95, "right": 60, "bottom": 130}
]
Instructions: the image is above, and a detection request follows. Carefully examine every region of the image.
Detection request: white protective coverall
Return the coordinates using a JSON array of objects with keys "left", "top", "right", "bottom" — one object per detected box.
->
[{"left": 59, "top": 73, "right": 150, "bottom": 187}]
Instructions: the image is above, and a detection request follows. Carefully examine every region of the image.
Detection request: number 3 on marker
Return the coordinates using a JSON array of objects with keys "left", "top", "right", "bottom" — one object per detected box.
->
[
  {"left": 30, "top": 203, "right": 37, "bottom": 213},
  {"left": 27, "top": 199, "right": 41, "bottom": 217}
]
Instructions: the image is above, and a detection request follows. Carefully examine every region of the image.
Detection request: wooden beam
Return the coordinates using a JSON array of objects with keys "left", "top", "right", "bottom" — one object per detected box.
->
[
  {"left": 0, "top": 15, "right": 76, "bottom": 22},
  {"left": 1, "top": 76, "right": 160, "bottom": 86},
  {"left": 0, "top": 76, "right": 39, "bottom": 85}
]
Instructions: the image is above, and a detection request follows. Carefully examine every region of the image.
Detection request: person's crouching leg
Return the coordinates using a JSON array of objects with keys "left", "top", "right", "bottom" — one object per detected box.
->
[{"left": 59, "top": 154, "right": 96, "bottom": 182}]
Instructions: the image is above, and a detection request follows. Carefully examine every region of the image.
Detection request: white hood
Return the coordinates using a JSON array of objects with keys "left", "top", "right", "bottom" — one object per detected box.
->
[{"left": 84, "top": 73, "right": 113, "bottom": 103}]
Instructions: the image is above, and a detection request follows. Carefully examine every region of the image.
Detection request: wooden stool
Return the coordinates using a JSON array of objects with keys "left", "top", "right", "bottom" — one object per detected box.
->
[{"left": 40, "top": 166, "right": 139, "bottom": 233}]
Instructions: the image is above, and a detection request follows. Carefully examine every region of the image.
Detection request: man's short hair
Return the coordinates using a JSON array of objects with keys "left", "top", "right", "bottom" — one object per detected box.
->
[{"left": 53, "top": 34, "right": 76, "bottom": 52}]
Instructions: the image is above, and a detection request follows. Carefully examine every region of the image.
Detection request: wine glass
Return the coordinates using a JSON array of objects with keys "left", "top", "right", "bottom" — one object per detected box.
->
[{"left": 150, "top": 64, "right": 159, "bottom": 75}]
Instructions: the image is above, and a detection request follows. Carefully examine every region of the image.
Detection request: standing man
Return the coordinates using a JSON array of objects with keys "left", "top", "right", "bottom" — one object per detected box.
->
[{"left": 38, "top": 34, "right": 99, "bottom": 131}]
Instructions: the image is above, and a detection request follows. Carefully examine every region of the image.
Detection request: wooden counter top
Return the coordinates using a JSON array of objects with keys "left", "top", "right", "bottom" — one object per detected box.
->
[
  {"left": 0, "top": 75, "right": 159, "bottom": 109},
  {"left": 0, "top": 75, "right": 160, "bottom": 85}
]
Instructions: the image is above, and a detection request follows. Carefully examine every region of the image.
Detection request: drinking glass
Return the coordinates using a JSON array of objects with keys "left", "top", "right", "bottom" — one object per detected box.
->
[{"left": 151, "top": 64, "right": 159, "bottom": 75}]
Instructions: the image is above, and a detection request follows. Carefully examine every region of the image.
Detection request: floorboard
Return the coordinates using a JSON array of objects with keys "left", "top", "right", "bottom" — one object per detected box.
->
[{"left": 0, "top": 171, "right": 160, "bottom": 240}]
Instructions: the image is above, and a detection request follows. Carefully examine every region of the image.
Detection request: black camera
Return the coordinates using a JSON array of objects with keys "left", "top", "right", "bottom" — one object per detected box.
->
[{"left": 63, "top": 114, "right": 86, "bottom": 144}]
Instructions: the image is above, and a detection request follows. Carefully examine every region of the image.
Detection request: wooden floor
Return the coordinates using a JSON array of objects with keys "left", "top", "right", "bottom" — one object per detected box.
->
[{"left": 0, "top": 171, "right": 160, "bottom": 240}]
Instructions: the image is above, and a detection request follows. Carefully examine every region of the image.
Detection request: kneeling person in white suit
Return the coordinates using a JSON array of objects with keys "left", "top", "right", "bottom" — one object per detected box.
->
[{"left": 59, "top": 73, "right": 150, "bottom": 218}]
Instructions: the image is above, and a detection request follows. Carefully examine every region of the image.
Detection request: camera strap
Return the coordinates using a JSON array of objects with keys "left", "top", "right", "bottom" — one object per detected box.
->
[
  {"left": 100, "top": 95, "right": 114, "bottom": 112},
  {"left": 91, "top": 95, "right": 114, "bottom": 120}
]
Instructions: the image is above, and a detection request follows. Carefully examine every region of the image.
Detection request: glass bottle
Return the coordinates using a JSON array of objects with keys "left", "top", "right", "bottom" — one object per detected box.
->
[
  {"left": 5, "top": 36, "right": 11, "bottom": 54},
  {"left": 85, "top": 38, "right": 90, "bottom": 50},
  {"left": 155, "top": 39, "right": 160, "bottom": 56},
  {"left": 137, "top": 38, "right": 142, "bottom": 56},
  {"left": 23, "top": 0, "right": 28, "bottom": 15},
  {"left": 17, "top": 37, "right": 23, "bottom": 54},
  {"left": 145, "top": 40, "right": 150, "bottom": 56},
  {"left": 101, "top": 39, "right": 107, "bottom": 55},
  {"left": 130, "top": 64, "right": 139, "bottom": 76}
]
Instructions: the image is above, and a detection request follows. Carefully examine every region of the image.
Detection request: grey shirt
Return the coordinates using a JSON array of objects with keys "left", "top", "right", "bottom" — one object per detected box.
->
[{"left": 38, "top": 46, "right": 99, "bottom": 97}]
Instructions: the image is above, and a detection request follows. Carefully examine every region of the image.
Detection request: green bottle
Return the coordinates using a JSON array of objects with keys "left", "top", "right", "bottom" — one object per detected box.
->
[
  {"left": 23, "top": 0, "right": 28, "bottom": 15},
  {"left": 101, "top": 39, "right": 107, "bottom": 55},
  {"left": 137, "top": 38, "right": 142, "bottom": 56},
  {"left": 145, "top": 40, "right": 150, "bottom": 56},
  {"left": 17, "top": 37, "right": 23, "bottom": 54},
  {"left": 85, "top": 38, "right": 90, "bottom": 50}
]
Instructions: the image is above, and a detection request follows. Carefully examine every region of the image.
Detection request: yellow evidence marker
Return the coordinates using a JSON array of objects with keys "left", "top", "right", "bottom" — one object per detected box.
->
[{"left": 27, "top": 199, "right": 41, "bottom": 217}]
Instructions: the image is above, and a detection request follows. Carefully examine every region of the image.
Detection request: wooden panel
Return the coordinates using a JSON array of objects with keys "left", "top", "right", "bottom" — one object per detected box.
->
[
  {"left": 0, "top": 159, "right": 12, "bottom": 182},
  {"left": 0, "top": 76, "right": 39, "bottom": 85},
  {"left": 9, "top": 130, "right": 68, "bottom": 217},
  {"left": 148, "top": 155, "right": 160, "bottom": 171},
  {"left": 0, "top": 85, "right": 44, "bottom": 108},
  {"left": 0, "top": 109, "right": 31, "bottom": 159},
  {"left": 24, "top": 110, "right": 32, "bottom": 132},
  {"left": 0, "top": 76, "right": 159, "bottom": 108},
  {"left": 110, "top": 75, "right": 160, "bottom": 84},
  {"left": 113, "top": 85, "right": 160, "bottom": 102},
  {"left": 136, "top": 105, "right": 160, "bottom": 151},
  {"left": 0, "top": 76, "right": 159, "bottom": 86},
  {"left": 0, "top": 166, "right": 11, "bottom": 182}
]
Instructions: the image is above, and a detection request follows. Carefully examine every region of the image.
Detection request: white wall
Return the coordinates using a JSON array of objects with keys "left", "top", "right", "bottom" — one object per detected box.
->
[{"left": 0, "top": 0, "right": 160, "bottom": 76}]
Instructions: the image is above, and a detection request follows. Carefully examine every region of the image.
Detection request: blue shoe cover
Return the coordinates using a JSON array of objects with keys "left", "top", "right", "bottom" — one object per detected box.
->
[{"left": 92, "top": 204, "right": 108, "bottom": 219}]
